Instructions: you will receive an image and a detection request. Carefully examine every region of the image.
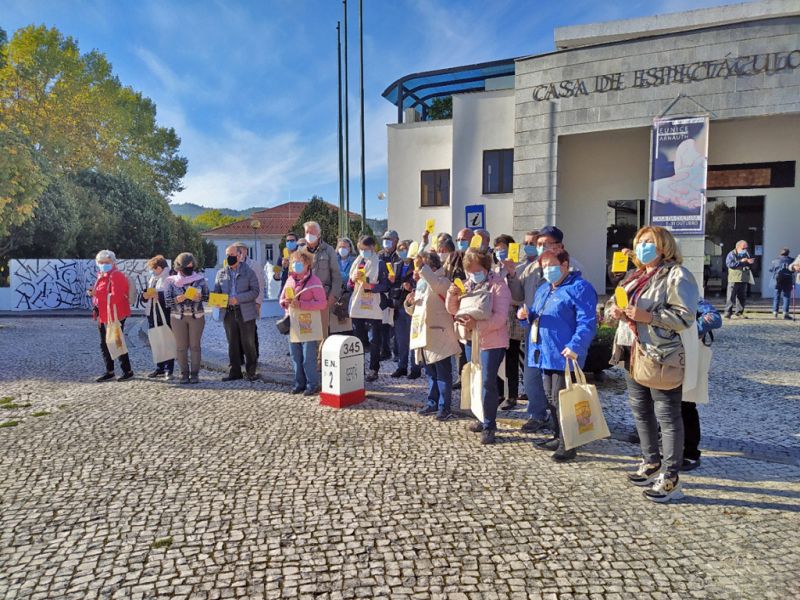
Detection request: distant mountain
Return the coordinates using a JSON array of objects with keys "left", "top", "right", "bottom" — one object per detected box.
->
[
  {"left": 367, "top": 218, "right": 388, "bottom": 235},
  {"left": 170, "top": 202, "right": 268, "bottom": 219}
]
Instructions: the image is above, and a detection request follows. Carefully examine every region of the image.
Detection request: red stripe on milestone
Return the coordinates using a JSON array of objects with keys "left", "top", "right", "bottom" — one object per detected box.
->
[{"left": 320, "top": 389, "right": 366, "bottom": 409}]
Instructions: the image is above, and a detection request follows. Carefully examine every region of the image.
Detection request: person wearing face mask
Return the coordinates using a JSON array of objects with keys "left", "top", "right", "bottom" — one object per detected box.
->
[
  {"left": 214, "top": 244, "right": 261, "bottom": 382},
  {"left": 519, "top": 249, "right": 597, "bottom": 463},
  {"left": 234, "top": 242, "right": 265, "bottom": 361},
  {"left": 608, "top": 226, "right": 699, "bottom": 503},
  {"left": 164, "top": 252, "right": 209, "bottom": 385},
  {"left": 450, "top": 229, "right": 476, "bottom": 382},
  {"left": 279, "top": 250, "right": 328, "bottom": 396},
  {"left": 474, "top": 229, "right": 491, "bottom": 253},
  {"left": 330, "top": 237, "right": 356, "bottom": 335},
  {"left": 379, "top": 230, "right": 400, "bottom": 361},
  {"left": 390, "top": 240, "right": 421, "bottom": 379},
  {"left": 141, "top": 255, "right": 175, "bottom": 380},
  {"left": 303, "top": 221, "right": 343, "bottom": 348},
  {"left": 348, "top": 235, "right": 391, "bottom": 382},
  {"left": 88, "top": 249, "right": 134, "bottom": 382},
  {"left": 492, "top": 235, "right": 525, "bottom": 411},
  {"left": 274, "top": 233, "right": 299, "bottom": 293},
  {"left": 724, "top": 240, "right": 755, "bottom": 319},
  {"left": 446, "top": 248, "right": 512, "bottom": 445},
  {"left": 507, "top": 230, "right": 549, "bottom": 433}
]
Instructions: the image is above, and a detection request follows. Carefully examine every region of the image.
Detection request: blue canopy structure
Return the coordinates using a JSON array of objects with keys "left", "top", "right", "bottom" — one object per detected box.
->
[{"left": 382, "top": 58, "right": 517, "bottom": 123}]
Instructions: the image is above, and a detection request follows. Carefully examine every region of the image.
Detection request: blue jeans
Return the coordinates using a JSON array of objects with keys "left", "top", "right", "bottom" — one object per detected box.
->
[
  {"left": 424, "top": 356, "right": 453, "bottom": 414},
  {"left": 394, "top": 309, "right": 413, "bottom": 372},
  {"left": 465, "top": 344, "right": 505, "bottom": 431},
  {"left": 524, "top": 362, "right": 548, "bottom": 421},
  {"left": 773, "top": 286, "right": 792, "bottom": 314},
  {"left": 290, "top": 341, "right": 319, "bottom": 390}
]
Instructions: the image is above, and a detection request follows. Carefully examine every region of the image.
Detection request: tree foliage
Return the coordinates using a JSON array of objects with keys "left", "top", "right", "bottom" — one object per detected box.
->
[
  {"left": 426, "top": 96, "right": 452, "bottom": 121},
  {"left": 289, "top": 196, "right": 372, "bottom": 249},
  {"left": 192, "top": 209, "right": 239, "bottom": 232}
]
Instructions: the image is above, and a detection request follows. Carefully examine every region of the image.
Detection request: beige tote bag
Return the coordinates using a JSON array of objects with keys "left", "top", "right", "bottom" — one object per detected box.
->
[{"left": 558, "top": 359, "right": 610, "bottom": 451}]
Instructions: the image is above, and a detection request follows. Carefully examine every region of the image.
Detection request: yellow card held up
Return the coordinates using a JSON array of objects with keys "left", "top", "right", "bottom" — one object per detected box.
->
[
  {"left": 386, "top": 263, "right": 395, "bottom": 278},
  {"left": 454, "top": 278, "right": 466, "bottom": 294},
  {"left": 184, "top": 286, "right": 199, "bottom": 301},
  {"left": 283, "top": 247, "right": 290, "bottom": 259},
  {"left": 469, "top": 235, "right": 482, "bottom": 249},
  {"left": 614, "top": 287, "right": 629, "bottom": 309},
  {"left": 284, "top": 287, "right": 295, "bottom": 300},
  {"left": 612, "top": 251, "right": 629, "bottom": 273},
  {"left": 508, "top": 243, "right": 520, "bottom": 263},
  {"left": 408, "top": 241, "right": 420, "bottom": 259},
  {"left": 425, "top": 218, "right": 436, "bottom": 234},
  {"left": 208, "top": 293, "right": 228, "bottom": 308}
]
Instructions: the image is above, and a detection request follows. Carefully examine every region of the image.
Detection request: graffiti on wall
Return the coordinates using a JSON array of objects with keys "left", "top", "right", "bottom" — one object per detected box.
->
[{"left": 10, "top": 259, "right": 154, "bottom": 311}]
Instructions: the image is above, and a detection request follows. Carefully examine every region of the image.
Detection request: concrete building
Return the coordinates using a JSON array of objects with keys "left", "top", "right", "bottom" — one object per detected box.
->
[{"left": 383, "top": 0, "right": 800, "bottom": 297}]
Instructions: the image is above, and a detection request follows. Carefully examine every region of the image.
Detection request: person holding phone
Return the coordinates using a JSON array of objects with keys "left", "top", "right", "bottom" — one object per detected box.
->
[{"left": 724, "top": 240, "right": 755, "bottom": 319}]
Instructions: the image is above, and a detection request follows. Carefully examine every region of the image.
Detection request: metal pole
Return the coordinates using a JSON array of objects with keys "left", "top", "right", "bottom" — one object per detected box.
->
[
  {"left": 343, "top": 0, "right": 350, "bottom": 237},
  {"left": 337, "top": 22, "right": 345, "bottom": 238},
  {"left": 358, "top": 0, "right": 366, "bottom": 229}
]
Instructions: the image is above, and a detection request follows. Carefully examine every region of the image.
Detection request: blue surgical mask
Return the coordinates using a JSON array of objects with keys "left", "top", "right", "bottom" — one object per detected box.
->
[
  {"left": 495, "top": 249, "right": 508, "bottom": 261},
  {"left": 738, "top": 249, "right": 748, "bottom": 257},
  {"left": 361, "top": 249, "right": 374, "bottom": 260},
  {"left": 286, "top": 240, "right": 298, "bottom": 251},
  {"left": 457, "top": 240, "right": 469, "bottom": 252},
  {"left": 523, "top": 244, "right": 537, "bottom": 258},
  {"left": 416, "top": 279, "right": 428, "bottom": 293},
  {"left": 382, "top": 239, "right": 393, "bottom": 249},
  {"left": 398, "top": 250, "right": 408, "bottom": 260},
  {"left": 98, "top": 263, "right": 113, "bottom": 273},
  {"left": 543, "top": 265, "right": 563, "bottom": 284},
  {"left": 291, "top": 261, "right": 305, "bottom": 274},
  {"left": 636, "top": 242, "right": 659, "bottom": 265},
  {"left": 469, "top": 271, "right": 486, "bottom": 284},
  {"left": 337, "top": 247, "right": 350, "bottom": 258}
]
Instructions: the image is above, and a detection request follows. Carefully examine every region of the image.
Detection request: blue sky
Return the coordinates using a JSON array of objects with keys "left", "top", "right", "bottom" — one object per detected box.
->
[{"left": 2, "top": 0, "right": 726, "bottom": 217}]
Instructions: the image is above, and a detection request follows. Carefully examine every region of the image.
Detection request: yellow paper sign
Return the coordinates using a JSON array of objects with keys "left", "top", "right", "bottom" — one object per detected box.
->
[
  {"left": 386, "top": 263, "right": 395, "bottom": 278},
  {"left": 273, "top": 265, "right": 282, "bottom": 274},
  {"left": 469, "top": 235, "right": 482, "bottom": 249},
  {"left": 184, "top": 286, "right": 199, "bottom": 301},
  {"left": 454, "top": 278, "right": 466, "bottom": 294},
  {"left": 408, "top": 241, "right": 420, "bottom": 259},
  {"left": 614, "top": 287, "right": 628, "bottom": 309},
  {"left": 283, "top": 247, "right": 290, "bottom": 259},
  {"left": 285, "top": 287, "right": 295, "bottom": 300},
  {"left": 146, "top": 287, "right": 156, "bottom": 296},
  {"left": 425, "top": 218, "right": 436, "bottom": 234},
  {"left": 612, "top": 251, "right": 629, "bottom": 273},
  {"left": 208, "top": 293, "right": 229, "bottom": 308},
  {"left": 508, "top": 243, "right": 520, "bottom": 263}
]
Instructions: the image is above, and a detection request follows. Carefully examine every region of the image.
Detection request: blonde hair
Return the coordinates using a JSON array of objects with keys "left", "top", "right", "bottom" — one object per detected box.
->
[
  {"left": 632, "top": 226, "right": 682, "bottom": 267},
  {"left": 290, "top": 249, "right": 313, "bottom": 267}
]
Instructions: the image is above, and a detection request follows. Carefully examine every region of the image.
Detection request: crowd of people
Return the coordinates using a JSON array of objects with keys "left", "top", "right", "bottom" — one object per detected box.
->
[{"left": 90, "top": 220, "right": 794, "bottom": 504}]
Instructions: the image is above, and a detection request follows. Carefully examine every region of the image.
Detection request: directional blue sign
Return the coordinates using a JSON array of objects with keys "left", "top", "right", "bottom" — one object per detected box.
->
[{"left": 465, "top": 204, "right": 485, "bottom": 230}]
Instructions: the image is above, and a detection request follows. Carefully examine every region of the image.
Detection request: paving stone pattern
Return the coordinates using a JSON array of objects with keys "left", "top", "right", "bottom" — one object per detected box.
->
[{"left": 0, "top": 318, "right": 799, "bottom": 599}]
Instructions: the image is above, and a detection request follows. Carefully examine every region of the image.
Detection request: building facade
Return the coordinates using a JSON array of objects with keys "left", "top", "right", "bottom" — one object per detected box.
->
[{"left": 384, "top": 0, "right": 800, "bottom": 297}]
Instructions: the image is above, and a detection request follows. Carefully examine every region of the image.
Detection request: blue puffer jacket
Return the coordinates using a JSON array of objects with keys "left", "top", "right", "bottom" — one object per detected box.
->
[{"left": 525, "top": 272, "right": 598, "bottom": 371}]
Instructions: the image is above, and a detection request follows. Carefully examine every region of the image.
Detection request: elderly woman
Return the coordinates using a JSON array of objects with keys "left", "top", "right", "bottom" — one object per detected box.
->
[
  {"left": 446, "top": 248, "right": 511, "bottom": 445},
  {"left": 89, "top": 250, "right": 134, "bottom": 382},
  {"left": 493, "top": 234, "right": 525, "bottom": 411},
  {"left": 519, "top": 249, "right": 597, "bottom": 463},
  {"left": 404, "top": 251, "right": 460, "bottom": 419},
  {"left": 142, "top": 255, "right": 175, "bottom": 379},
  {"left": 609, "top": 226, "right": 699, "bottom": 503},
  {"left": 330, "top": 237, "right": 356, "bottom": 335},
  {"left": 165, "top": 252, "right": 209, "bottom": 385},
  {"left": 390, "top": 239, "right": 421, "bottom": 379}
]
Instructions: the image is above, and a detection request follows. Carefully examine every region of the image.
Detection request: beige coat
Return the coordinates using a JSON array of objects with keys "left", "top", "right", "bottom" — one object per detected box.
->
[{"left": 404, "top": 265, "right": 460, "bottom": 364}]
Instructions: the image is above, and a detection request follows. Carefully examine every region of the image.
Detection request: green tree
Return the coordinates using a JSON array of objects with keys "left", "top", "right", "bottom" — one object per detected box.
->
[
  {"left": 192, "top": 209, "right": 239, "bottom": 232},
  {"left": 289, "top": 196, "right": 372, "bottom": 250},
  {"left": 426, "top": 96, "right": 452, "bottom": 120}
]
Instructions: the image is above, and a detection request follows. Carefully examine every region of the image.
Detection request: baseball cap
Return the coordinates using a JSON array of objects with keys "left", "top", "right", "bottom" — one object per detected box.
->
[
  {"left": 538, "top": 225, "right": 564, "bottom": 243},
  {"left": 382, "top": 229, "right": 399, "bottom": 240}
]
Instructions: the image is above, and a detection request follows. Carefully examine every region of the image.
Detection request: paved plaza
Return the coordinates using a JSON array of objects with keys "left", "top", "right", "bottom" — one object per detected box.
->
[{"left": 1, "top": 316, "right": 799, "bottom": 599}]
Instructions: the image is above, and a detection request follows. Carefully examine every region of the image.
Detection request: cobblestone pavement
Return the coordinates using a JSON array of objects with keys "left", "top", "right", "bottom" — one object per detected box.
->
[{"left": 1, "top": 318, "right": 799, "bottom": 599}]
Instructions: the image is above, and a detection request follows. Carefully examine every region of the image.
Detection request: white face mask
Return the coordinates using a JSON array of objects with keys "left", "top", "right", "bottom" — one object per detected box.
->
[{"left": 306, "top": 233, "right": 318, "bottom": 244}]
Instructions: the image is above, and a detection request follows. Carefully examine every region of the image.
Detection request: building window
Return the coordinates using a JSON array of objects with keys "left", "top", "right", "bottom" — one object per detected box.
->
[
  {"left": 265, "top": 244, "right": 274, "bottom": 263},
  {"left": 483, "top": 149, "right": 513, "bottom": 194},
  {"left": 420, "top": 169, "right": 450, "bottom": 207}
]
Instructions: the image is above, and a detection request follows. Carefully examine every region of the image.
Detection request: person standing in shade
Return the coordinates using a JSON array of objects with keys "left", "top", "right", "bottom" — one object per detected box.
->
[
  {"left": 273, "top": 232, "right": 299, "bottom": 294},
  {"left": 769, "top": 247, "right": 795, "bottom": 320},
  {"left": 724, "top": 240, "right": 755, "bottom": 319},
  {"left": 492, "top": 234, "right": 525, "bottom": 411},
  {"left": 142, "top": 255, "right": 175, "bottom": 380},
  {"left": 379, "top": 230, "right": 400, "bottom": 361},
  {"left": 214, "top": 244, "right": 261, "bottom": 381},
  {"left": 520, "top": 249, "right": 597, "bottom": 463},
  {"left": 390, "top": 239, "right": 421, "bottom": 379},
  {"left": 330, "top": 237, "right": 356, "bottom": 335},
  {"left": 89, "top": 250, "right": 134, "bottom": 382},
  {"left": 303, "top": 221, "right": 342, "bottom": 347},
  {"left": 164, "top": 252, "right": 208, "bottom": 385}
]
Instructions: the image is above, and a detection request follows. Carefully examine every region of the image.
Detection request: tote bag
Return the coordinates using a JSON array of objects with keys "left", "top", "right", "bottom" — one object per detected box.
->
[
  {"left": 349, "top": 282, "right": 383, "bottom": 320},
  {"left": 409, "top": 305, "right": 427, "bottom": 350},
  {"left": 287, "top": 284, "right": 325, "bottom": 343},
  {"left": 682, "top": 343, "right": 712, "bottom": 405},
  {"left": 105, "top": 295, "right": 128, "bottom": 361},
  {"left": 558, "top": 359, "right": 610, "bottom": 451},
  {"left": 460, "top": 329, "right": 484, "bottom": 422},
  {"left": 147, "top": 301, "right": 177, "bottom": 364}
]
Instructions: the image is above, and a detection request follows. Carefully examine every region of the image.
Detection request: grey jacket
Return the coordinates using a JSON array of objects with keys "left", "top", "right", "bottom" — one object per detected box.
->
[
  {"left": 214, "top": 261, "right": 261, "bottom": 322},
  {"left": 613, "top": 262, "right": 699, "bottom": 363},
  {"left": 309, "top": 240, "right": 342, "bottom": 299},
  {"left": 508, "top": 259, "right": 542, "bottom": 308}
]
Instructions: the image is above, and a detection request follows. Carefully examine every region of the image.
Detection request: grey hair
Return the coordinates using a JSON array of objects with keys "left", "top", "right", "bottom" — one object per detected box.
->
[
  {"left": 225, "top": 243, "right": 243, "bottom": 253},
  {"left": 95, "top": 249, "right": 116, "bottom": 262},
  {"left": 303, "top": 221, "right": 321, "bottom": 233},
  {"left": 174, "top": 252, "right": 196, "bottom": 268},
  {"left": 337, "top": 237, "right": 354, "bottom": 250},
  {"left": 735, "top": 240, "right": 748, "bottom": 248}
]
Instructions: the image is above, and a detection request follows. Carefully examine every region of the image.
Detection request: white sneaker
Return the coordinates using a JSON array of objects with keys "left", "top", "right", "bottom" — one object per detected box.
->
[{"left": 643, "top": 473, "right": 684, "bottom": 503}]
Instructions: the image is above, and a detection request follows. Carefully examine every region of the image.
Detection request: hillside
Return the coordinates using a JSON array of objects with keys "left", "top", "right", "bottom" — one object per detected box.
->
[{"left": 170, "top": 203, "right": 268, "bottom": 219}]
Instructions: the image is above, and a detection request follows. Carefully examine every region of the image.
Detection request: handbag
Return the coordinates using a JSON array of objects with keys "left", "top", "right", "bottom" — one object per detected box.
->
[
  {"left": 105, "top": 294, "right": 128, "bottom": 360},
  {"left": 333, "top": 289, "right": 352, "bottom": 319},
  {"left": 456, "top": 285, "right": 493, "bottom": 321},
  {"left": 147, "top": 301, "right": 177, "bottom": 364},
  {"left": 558, "top": 358, "right": 610, "bottom": 450},
  {"left": 460, "top": 329, "right": 484, "bottom": 422},
  {"left": 631, "top": 341, "right": 685, "bottom": 391}
]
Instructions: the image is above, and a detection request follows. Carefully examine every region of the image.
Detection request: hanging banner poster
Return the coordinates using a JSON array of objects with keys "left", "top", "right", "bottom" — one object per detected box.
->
[{"left": 649, "top": 116, "right": 708, "bottom": 235}]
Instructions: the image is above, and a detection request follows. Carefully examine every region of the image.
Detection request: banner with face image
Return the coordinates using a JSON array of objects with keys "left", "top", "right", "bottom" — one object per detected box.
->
[{"left": 649, "top": 116, "right": 709, "bottom": 235}]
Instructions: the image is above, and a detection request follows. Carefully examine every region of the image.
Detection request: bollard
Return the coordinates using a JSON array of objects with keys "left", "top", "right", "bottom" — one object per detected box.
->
[{"left": 320, "top": 335, "right": 365, "bottom": 409}]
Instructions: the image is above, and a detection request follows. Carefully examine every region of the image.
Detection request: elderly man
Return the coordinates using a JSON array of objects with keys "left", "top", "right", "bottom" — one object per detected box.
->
[
  {"left": 303, "top": 221, "right": 342, "bottom": 343},
  {"left": 725, "top": 240, "right": 755, "bottom": 319},
  {"left": 215, "top": 244, "right": 261, "bottom": 381},
  {"left": 380, "top": 230, "right": 400, "bottom": 361},
  {"left": 535, "top": 225, "right": 585, "bottom": 274},
  {"left": 234, "top": 242, "right": 265, "bottom": 359},
  {"left": 474, "top": 229, "right": 491, "bottom": 253}
]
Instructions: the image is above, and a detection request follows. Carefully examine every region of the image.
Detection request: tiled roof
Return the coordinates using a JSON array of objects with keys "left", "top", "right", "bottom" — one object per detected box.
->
[{"left": 200, "top": 201, "right": 360, "bottom": 237}]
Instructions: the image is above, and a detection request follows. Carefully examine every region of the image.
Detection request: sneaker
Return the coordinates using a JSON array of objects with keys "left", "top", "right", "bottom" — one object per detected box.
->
[
  {"left": 147, "top": 369, "right": 165, "bottom": 378},
  {"left": 365, "top": 370, "right": 379, "bottom": 382},
  {"left": 407, "top": 370, "right": 421, "bottom": 380},
  {"left": 303, "top": 387, "right": 321, "bottom": 397},
  {"left": 189, "top": 373, "right": 200, "bottom": 385},
  {"left": 551, "top": 448, "right": 577, "bottom": 462},
  {"left": 643, "top": 473, "right": 684, "bottom": 503},
  {"left": 96, "top": 372, "right": 115, "bottom": 383},
  {"left": 164, "top": 372, "right": 174, "bottom": 381},
  {"left": 468, "top": 421, "right": 484, "bottom": 433},
  {"left": 627, "top": 461, "right": 662, "bottom": 487},
  {"left": 436, "top": 412, "right": 456, "bottom": 422},
  {"left": 290, "top": 386, "right": 305, "bottom": 394},
  {"left": 519, "top": 393, "right": 528, "bottom": 402},
  {"left": 117, "top": 372, "right": 134, "bottom": 382},
  {"left": 521, "top": 418, "right": 548, "bottom": 433},
  {"left": 773, "top": 312, "right": 779, "bottom": 319},
  {"left": 499, "top": 397, "right": 518, "bottom": 411},
  {"left": 534, "top": 437, "right": 560, "bottom": 451},
  {"left": 245, "top": 373, "right": 259, "bottom": 382},
  {"left": 390, "top": 368, "right": 407, "bottom": 378},
  {"left": 680, "top": 457, "right": 701, "bottom": 472},
  {"left": 784, "top": 314, "right": 794, "bottom": 321},
  {"left": 480, "top": 429, "right": 496, "bottom": 445},
  {"left": 222, "top": 373, "right": 243, "bottom": 382},
  {"left": 179, "top": 374, "right": 190, "bottom": 385},
  {"left": 724, "top": 312, "right": 733, "bottom": 319},
  {"left": 417, "top": 405, "right": 437, "bottom": 416}
]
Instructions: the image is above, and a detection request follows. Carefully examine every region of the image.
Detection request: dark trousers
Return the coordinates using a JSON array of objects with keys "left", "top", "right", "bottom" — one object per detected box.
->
[
  {"left": 99, "top": 319, "right": 132, "bottom": 374},
  {"left": 725, "top": 282, "right": 747, "bottom": 315},
  {"left": 497, "top": 339, "right": 521, "bottom": 399},
  {"left": 239, "top": 322, "right": 259, "bottom": 362},
  {"left": 381, "top": 322, "right": 394, "bottom": 358},
  {"left": 681, "top": 401, "right": 701, "bottom": 461},
  {"left": 353, "top": 318, "right": 383, "bottom": 372},
  {"left": 224, "top": 308, "right": 258, "bottom": 377},
  {"left": 542, "top": 370, "right": 567, "bottom": 450}
]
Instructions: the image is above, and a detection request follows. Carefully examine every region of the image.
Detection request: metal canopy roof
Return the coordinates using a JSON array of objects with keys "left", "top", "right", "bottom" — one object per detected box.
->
[{"left": 382, "top": 57, "right": 516, "bottom": 123}]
